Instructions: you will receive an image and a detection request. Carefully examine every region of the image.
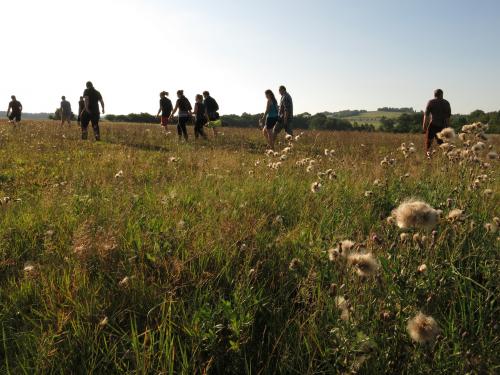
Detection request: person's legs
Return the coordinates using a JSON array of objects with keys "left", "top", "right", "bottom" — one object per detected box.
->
[
  {"left": 91, "top": 114, "right": 101, "bottom": 141},
  {"left": 81, "top": 113, "right": 90, "bottom": 140},
  {"left": 195, "top": 119, "right": 207, "bottom": 139},
  {"left": 284, "top": 119, "right": 293, "bottom": 136},
  {"left": 178, "top": 117, "right": 188, "bottom": 141}
]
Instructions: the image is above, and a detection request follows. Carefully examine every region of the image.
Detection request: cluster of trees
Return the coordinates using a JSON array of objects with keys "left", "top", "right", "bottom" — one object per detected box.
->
[{"left": 105, "top": 113, "right": 157, "bottom": 123}]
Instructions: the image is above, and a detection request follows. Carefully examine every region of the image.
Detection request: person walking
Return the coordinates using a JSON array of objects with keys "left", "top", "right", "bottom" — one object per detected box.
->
[
  {"left": 170, "top": 90, "right": 192, "bottom": 141},
  {"left": 261, "top": 89, "right": 279, "bottom": 150},
  {"left": 81, "top": 81, "right": 105, "bottom": 141},
  {"left": 193, "top": 94, "right": 208, "bottom": 139},
  {"left": 423, "top": 89, "right": 451, "bottom": 157},
  {"left": 156, "top": 91, "right": 173, "bottom": 131},
  {"left": 77, "top": 96, "right": 85, "bottom": 125},
  {"left": 276, "top": 85, "right": 294, "bottom": 136},
  {"left": 60, "top": 96, "right": 72, "bottom": 126},
  {"left": 6, "top": 95, "right": 22, "bottom": 124},
  {"left": 203, "top": 91, "right": 221, "bottom": 137}
]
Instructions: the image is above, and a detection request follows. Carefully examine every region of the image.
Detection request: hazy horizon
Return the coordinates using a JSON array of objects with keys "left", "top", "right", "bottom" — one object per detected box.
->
[{"left": 2, "top": 0, "right": 499, "bottom": 116}]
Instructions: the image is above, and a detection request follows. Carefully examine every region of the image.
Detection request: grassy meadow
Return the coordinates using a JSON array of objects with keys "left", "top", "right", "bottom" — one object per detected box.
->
[{"left": 0, "top": 120, "right": 498, "bottom": 374}]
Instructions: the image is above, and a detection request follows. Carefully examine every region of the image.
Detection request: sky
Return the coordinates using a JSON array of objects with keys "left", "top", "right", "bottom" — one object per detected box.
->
[{"left": 1, "top": 0, "right": 499, "bottom": 116}]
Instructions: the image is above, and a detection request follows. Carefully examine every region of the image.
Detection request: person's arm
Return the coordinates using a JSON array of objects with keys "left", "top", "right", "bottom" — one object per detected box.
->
[
  {"left": 445, "top": 103, "right": 451, "bottom": 127},
  {"left": 262, "top": 100, "right": 270, "bottom": 120},
  {"left": 157, "top": 100, "right": 162, "bottom": 117},
  {"left": 7, "top": 103, "right": 11, "bottom": 117},
  {"left": 423, "top": 101, "right": 431, "bottom": 132},
  {"left": 170, "top": 103, "right": 179, "bottom": 118},
  {"left": 99, "top": 98, "right": 105, "bottom": 114}
]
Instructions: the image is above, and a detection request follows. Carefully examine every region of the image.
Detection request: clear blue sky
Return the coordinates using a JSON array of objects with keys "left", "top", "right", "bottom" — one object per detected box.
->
[{"left": 1, "top": 0, "right": 499, "bottom": 115}]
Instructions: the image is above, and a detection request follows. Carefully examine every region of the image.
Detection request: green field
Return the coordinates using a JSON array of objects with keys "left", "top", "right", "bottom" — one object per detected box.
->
[
  {"left": 0, "top": 121, "right": 498, "bottom": 374},
  {"left": 344, "top": 111, "right": 411, "bottom": 127}
]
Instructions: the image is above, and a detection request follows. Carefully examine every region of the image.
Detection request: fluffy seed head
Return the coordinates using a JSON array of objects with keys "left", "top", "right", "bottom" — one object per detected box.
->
[
  {"left": 447, "top": 209, "right": 464, "bottom": 222},
  {"left": 347, "top": 252, "right": 380, "bottom": 278},
  {"left": 311, "top": 181, "right": 322, "bottom": 193},
  {"left": 437, "top": 127, "right": 456, "bottom": 142},
  {"left": 392, "top": 199, "right": 440, "bottom": 230},
  {"left": 407, "top": 312, "right": 440, "bottom": 344}
]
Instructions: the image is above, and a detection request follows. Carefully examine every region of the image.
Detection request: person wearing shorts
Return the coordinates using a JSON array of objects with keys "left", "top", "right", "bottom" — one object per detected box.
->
[
  {"left": 60, "top": 96, "right": 72, "bottom": 125},
  {"left": 203, "top": 91, "right": 221, "bottom": 137},
  {"left": 156, "top": 91, "right": 173, "bottom": 129},
  {"left": 261, "top": 89, "right": 279, "bottom": 150},
  {"left": 7, "top": 95, "right": 22, "bottom": 123},
  {"left": 275, "top": 85, "right": 294, "bottom": 136},
  {"left": 423, "top": 89, "right": 451, "bottom": 157},
  {"left": 193, "top": 94, "right": 208, "bottom": 139},
  {"left": 170, "top": 90, "right": 192, "bottom": 141},
  {"left": 81, "top": 81, "right": 105, "bottom": 141}
]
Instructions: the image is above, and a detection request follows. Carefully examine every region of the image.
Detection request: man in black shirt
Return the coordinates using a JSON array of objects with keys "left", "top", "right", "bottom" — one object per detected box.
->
[
  {"left": 203, "top": 91, "right": 220, "bottom": 137},
  {"left": 7, "top": 95, "right": 22, "bottom": 124},
  {"left": 81, "top": 81, "right": 105, "bottom": 141},
  {"left": 423, "top": 89, "right": 451, "bottom": 155},
  {"left": 156, "top": 91, "right": 173, "bottom": 130}
]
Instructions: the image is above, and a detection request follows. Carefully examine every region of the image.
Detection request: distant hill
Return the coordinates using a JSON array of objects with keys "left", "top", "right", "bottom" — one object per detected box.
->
[
  {"left": 342, "top": 110, "right": 415, "bottom": 127},
  {"left": 0, "top": 111, "right": 51, "bottom": 120}
]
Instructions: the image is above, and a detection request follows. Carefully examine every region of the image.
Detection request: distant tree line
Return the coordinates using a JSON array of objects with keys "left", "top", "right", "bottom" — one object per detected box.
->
[
  {"left": 379, "top": 110, "right": 500, "bottom": 133},
  {"left": 377, "top": 107, "right": 415, "bottom": 113},
  {"left": 98, "top": 109, "right": 500, "bottom": 133}
]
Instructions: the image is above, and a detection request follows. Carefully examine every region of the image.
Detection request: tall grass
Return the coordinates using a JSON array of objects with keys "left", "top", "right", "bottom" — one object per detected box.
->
[{"left": 0, "top": 120, "right": 498, "bottom": 374}]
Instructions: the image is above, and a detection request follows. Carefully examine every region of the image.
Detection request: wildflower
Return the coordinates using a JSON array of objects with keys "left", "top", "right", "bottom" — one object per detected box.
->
[
  {"left": 348, "top": 252, "right": 380, "bottom": 277},
  {"left": 407, "top": 312, "right": 440, "bottom": 344},
  {"left": 265, "top": 149, "right": 274, "bottom": 156},
  {"left": 311, "top": 181, "right": 322, "bottom": 193},
  {"left": 447, "top": 209, "right": 464, "bottom": 222},
  {"left": 119, "top": 276, "right": 130, "bottom": 287},
  {"left": 487, "top": 151, "right": 498, "bottom": 160},
  {"left": 306, "top": 165, "right": 314, "bottom": 173},
  {"left": 289, "top": 258, "right": 301, "bottom": 271},
  {"left": 23, "top": 262, "right": 36, "bottom": 274},
  {"left": 417, "top": 264, "right": 428, "bottom": 273},
  {"left": 391, "top": 199, "right": 440, "bottom": 230},
  {"left": 373, "top": 179, "right": 381, "bottom": 187},
  {"left": 285, "top": 134, "right": 293, "bottom": 141},
  {"left": 114, "top": 170, "right": 124, "bottom": 178},
  {"left": 168, "top": 156, "right": 179, "bottom": 163},
  {"left": 484, "top": 222, "right": 498, "bottom": 234},
  {"left": 439, "top": 143, "right": 455, "bottom": 153},
  {"left": 364, "top": 191, "right": 373, "bottom": 197},
  {"left": 437, "top": 127, "right": 456, "bottom": 142},
  {"left": 472, "top": 142, "right": 486, "bottom": 153},
  {"left": 400, "top": 233, "right": 410, "bottom": 242},
  {"left": 335, "top": 296, "right": 350, "bottom": 321},
  {"left": 282, "top": 146, "right": 292, "bottom": 154},
  {"left": 1, "top": 196, "right": 11, "bottom": 205},
  {"left": 483, "top": 189, "right": 493, "bottom": 197},
  {"left": 99, "top": 316, "right": 109, "bottom": 327},
  {"left": 328, "top": 247, "right": 342, "bottom": 261}
]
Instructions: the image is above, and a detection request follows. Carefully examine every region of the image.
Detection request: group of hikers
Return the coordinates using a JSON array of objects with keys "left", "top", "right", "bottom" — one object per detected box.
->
[{"left": 6, "top": 85, "right": 451, "bottom": 155}]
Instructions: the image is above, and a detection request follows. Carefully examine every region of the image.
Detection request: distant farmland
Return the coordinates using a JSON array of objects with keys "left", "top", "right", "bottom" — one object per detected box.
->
[{"left": 342, "top": 111, "right": 413, "bottom": 127}]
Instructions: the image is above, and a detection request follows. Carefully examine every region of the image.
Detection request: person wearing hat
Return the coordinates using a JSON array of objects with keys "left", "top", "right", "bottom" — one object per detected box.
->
[{"left": 156, "top": 91, "right": 173, "bottom": 130}]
